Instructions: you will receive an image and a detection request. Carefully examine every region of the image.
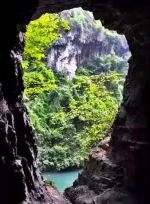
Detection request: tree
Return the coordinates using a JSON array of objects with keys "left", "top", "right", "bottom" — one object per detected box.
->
[
  {"left": 22, "top": 13, "right": 69, "bottom": 96},
  {"left": 83, "top": 54, "right": 128, "bottom": 75},
  {"left": 69, "top": 73, "right": 118, "bottom": 154},
  {"left": 26, "top": 71, "right": 119, "bottom": 171},
  {"left": 23, "top": 12, "right": 125, "bottom": 172}
]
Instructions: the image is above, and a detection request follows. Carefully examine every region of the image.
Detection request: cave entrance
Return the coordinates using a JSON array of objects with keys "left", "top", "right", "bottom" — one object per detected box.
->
[{"left": 23, "top": 7, "right": 130, "bottom": 193}]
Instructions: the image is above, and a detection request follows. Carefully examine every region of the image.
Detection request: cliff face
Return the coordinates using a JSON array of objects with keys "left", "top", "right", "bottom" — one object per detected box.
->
[
  {"left": 47, "top": 8, "right": 129, "bottom": 78},
  {"left": 0, "top": 0, "right": 149, "bottom": 204}
]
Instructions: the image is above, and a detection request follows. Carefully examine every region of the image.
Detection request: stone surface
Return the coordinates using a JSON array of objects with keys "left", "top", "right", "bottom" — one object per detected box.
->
[
  {"left": 47, "top": 186, "right": 71, "bottom": 204},
  {"left": 47, "top": 8, "right": 129, "bottom": 78},
  {"left": 0, "top": 0, "right": 149, "bottom": 204}
]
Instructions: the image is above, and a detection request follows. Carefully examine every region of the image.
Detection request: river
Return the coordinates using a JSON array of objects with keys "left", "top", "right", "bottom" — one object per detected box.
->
[{"left": 43, "top": 170, "right": 79, "bottom": 193}]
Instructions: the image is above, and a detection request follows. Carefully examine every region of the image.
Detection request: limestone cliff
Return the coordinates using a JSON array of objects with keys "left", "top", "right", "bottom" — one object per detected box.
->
[{"left": 47, "top": 8, "right": 129, "bottom": 78}]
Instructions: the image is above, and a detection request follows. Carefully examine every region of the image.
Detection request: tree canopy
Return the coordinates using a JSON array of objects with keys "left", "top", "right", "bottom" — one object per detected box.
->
[
  {"left": 22, "top": 11, "right": 128, "bottom": 171},
  {"left": 23, "top": 13, "right": 69, "bottom": 96},
  {"left": 27, "top": 71, "right": 119, "bottom": 170}
]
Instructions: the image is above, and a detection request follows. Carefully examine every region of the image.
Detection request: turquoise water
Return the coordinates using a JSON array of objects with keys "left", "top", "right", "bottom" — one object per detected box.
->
[{"left": 43, "top": 170, "right": 79, "bottom": 193}]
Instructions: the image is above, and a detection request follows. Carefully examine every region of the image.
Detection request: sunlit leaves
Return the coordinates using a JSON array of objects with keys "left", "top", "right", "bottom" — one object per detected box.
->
[
  {"left": 23, "top": 10, "right": 125, "bottom": 171},
  {"left": 68, "top": 73, "right": 118, "bottom": 154},
  {"left": 24, "top": 13, "right": 69, "bottom": 63},
  {"left": 22, "top": 13, "right": 70, "bottom": 96},
  {"left": 24, "top": 69, "right": 56, "bottom": 95},
  {"left": 27, "top": 70, "right": 120, "bottom": 170}
]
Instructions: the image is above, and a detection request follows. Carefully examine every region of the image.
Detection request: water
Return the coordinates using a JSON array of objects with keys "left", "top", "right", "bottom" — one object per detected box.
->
[{"left": 43, "top": 170, "right": 79, "bottom": 193}]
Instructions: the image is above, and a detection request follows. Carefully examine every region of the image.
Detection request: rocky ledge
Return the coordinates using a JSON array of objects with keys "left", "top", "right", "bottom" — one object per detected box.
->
[
  {"left": 64, "top": 137, "right": 139, "bottom": 204},
  {"left": 47, "top": 186, "right": 71, "bottom": 204}
]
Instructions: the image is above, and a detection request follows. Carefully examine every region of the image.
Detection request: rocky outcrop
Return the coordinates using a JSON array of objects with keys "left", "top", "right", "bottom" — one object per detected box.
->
[
  {"left": 0, "top": 17, "right": 53, "bottom": 204},
  {"left": 65, "top": 5, "right": 150, "bottom": 204},
  {"left": 47, "top": 186, "right": 71, "bottom": 204},
  {"left": 47, "top": 8, "right": 129, "bottom": 78},
  {"left": 65, "top": 137, "right": 138, "bottom": 204},
  {"left": 0, "top": 0, "right": 149, "bottom": 204}
]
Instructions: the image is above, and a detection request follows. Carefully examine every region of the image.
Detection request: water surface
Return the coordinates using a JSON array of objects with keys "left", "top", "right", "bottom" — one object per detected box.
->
[{"left": 43, "top": 170, "right": 79, "bottom": 193}]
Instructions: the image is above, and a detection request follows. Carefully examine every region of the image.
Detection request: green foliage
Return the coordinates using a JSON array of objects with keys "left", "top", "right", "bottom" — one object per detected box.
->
[
  {"left": 72, "top": 8, "right": 86, "bottom": 25},
  {"left": 66, "top": 8, "right": 101, "bottom": 31},
  {"left": 83, "top": 54, "right": 128, "bottom": 75},
  {"left": 81, "top": 54, "right": 128, "bottom": 102},
  {"left": 44, "top": 178, "right": 54, "bottom": 186},
  {"left": 23, "top": 13, "right": 69, "bottom": 96},
  {"left": 24, "top": 68, "right": 56, "bottom": 96},
  {"left": 76, "top": 66, "right": 90, "bottom": 76},
  {"left": 69, "top": 73, "right": 118, "bottom": 153},
  {"left": 95, "top": 20, "right": 102, "bottom": 28},
  {"left": 23, "top": 11, "right": 127, "bottom": 172},
  {"left": 27, "top": 71, "right": 119, "bottom": 171}
]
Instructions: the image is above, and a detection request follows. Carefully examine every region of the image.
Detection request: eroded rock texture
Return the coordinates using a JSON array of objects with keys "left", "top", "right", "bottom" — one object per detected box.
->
[
  {"left": 0, "top": 4, "right": 54, "bottom": 203},
  {"left": 0, "top": 0, "right": 149, "bottom": 204},
  {"left": 65, "top": 4, "right": 150, "bottom": 204},
  {"left": 47, "top": 8, "right": 129, "bottom": 78}
]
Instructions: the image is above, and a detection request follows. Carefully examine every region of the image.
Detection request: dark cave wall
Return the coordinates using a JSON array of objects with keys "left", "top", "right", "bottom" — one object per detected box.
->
[
  {"left": 0, "top": 0, "right": 149, "bottom": 204},
  {"left": 65, "top": 6, "right": 150, "bottom": 204},
  {"left": 0, "top": 2, "right": 53, "bottom": 203},
  {"left": 103, "top": 6, "right": 150, "bottom": 191},
  {"left": 65, "top": 6, "right": 149, "bottom": 204}
]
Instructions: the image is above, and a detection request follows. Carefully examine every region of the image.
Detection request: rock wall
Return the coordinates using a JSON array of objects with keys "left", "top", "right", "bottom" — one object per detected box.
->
[
  {"left": 0, "top": 3, "right": 54, "bottom": 203},
  {"left": 65, "top": 4, "right": 150, "bottom": 204},
  {"left": 0, "top": 0, "right": 149, "bottom": 204},
  {"left": 47, "top": 8, "right": 129, "bottom": 78}
]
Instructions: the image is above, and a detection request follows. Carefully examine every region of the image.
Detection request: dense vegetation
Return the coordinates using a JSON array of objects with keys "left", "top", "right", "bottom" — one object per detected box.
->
[
  {"left": 23, "top": 10, "right": 129, "bottom": 171},
  {"left": 23, "top": 13, "right": 69, "bottom": 96}
]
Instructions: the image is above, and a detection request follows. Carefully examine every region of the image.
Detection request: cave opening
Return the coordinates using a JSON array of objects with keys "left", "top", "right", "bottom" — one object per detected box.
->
[
  {"left": 23, "top": 7, "right": 131, "bottom": 194},
  {"left": 0, "top": 1, "right": 149, "bottom": 204}
]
